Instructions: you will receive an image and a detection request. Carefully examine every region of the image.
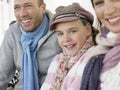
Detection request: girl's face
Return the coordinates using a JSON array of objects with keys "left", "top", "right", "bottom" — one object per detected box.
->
[
  {"left": 55, "top": 20, "right": 91, "bottom": 57},
  {"left": 93, "top": 0, "right": 120, "bottom": 33}
]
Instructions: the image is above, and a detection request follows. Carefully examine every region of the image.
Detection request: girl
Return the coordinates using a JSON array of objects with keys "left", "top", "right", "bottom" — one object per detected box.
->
[{"left": 41, "top": 3, "right": 102, "bottom": 90}]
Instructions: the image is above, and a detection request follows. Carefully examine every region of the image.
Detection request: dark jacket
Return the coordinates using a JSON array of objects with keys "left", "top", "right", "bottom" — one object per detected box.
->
[{"left": 80, "top": 54, "right": 105, "bottom": 90}]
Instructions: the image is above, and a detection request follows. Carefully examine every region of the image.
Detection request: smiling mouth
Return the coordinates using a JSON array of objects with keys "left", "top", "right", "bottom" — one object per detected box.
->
[
  {"left": 108, "top": 16, "right": 120, "bottom": 25},
  {"left": 20, "top": 19, "right": 32, "bottom": 25},
  {"left": 65, "top": 44, "right": 76, "bottom": 49}
]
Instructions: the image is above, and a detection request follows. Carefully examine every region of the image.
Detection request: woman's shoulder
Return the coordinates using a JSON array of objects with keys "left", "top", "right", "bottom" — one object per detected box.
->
[
  {"left": 85, "top": 54, "right": 105, "bottom": 69},
  {"left": 90, "top": 54, "right": 105, "bottom": 62}
]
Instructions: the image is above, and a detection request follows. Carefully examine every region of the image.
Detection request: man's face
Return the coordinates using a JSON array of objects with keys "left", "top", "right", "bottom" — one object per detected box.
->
[{"left": 14, "top": 0, "right": 46, "bottom": 32}]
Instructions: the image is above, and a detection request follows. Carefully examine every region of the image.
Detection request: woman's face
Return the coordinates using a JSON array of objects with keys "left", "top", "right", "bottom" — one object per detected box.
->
[
  {"left": 93, "top": 0, "right": 120, "bottom": 33},
  {"left": 55, "top": 20, "right": 91, "bottom": 57}
]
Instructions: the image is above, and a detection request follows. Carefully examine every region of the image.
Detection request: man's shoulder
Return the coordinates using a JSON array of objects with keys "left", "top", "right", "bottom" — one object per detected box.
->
[
  {"left": 5, "top": 21, "right": 21, "bottom": 38},
  {"left": 8, "top": 21, "right": 20, "bottom": 33},
  {"left": 45, "top": 9, "right": 53, "bottom": 20},
  {"left": 9, "top": 21, "right": 18, "bottom": 29}
]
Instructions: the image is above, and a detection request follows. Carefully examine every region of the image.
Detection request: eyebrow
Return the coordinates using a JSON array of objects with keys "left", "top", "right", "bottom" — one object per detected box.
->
[{"left": 14, "top": 2, "right": 32, "bottom": 6}]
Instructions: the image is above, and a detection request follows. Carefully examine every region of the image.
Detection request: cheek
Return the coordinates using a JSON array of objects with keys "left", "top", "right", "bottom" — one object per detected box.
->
[
  {"left": 14, "top": 12, "right": 19, "bottom": 19},
  {"left": 76, "top": 35, "right": 87, "bottom": 47},
  {"left": 95, "top": 10, "right": 101, "bottom": 18},
  {"left": 95, "top": 8, "right": 103, "bottom": 19},
  {"left": 57, "top": 38, "right": 63, "bottom": 48}
]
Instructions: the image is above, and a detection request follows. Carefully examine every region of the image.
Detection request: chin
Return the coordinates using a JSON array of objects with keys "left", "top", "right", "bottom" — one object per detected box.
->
[
  {"left": 67, "top": 53, "right": 76, "bottom": 57},
  {"left": 22, "top": 27, "right": 34, "bottom": 32},
  {"left": 65, "top": 50, "right": 78, "bottom": 57}
]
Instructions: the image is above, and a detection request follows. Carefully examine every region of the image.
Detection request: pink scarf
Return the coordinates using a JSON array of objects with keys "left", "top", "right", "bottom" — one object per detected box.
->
[
  {"left": 96, "top": 26, "right": 120, "bottom": 72},
  {"left": 102, "top": 33, "right": 120, "bottom": 72},
  {"left": 50, "top": 38, "right": 93, "bottom": 90},
  {"left": 41, "top": 37, "right": 93, "bottom": 90},
  {"left": 41, "top": 36, "right": 108, "bottom": 90}
]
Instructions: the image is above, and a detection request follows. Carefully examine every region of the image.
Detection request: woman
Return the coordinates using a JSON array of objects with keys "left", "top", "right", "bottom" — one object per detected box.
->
[
  {"left": 80, "top": 0, "right": 120, "bottom": 90},
  {"left": 40, "top": 3, "right": 106, "bottom": 90}
]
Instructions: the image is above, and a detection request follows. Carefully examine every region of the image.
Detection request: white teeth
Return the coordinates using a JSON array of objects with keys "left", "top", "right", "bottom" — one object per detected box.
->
[
  {"left": 22, "top": 20, "right": 31, "bottom": 23},
  {"left": 108, "top": 17, "right": 120, "bottom": 23},
  {"left": 65, "top": 44, "right": 73, "bottom": 48}
]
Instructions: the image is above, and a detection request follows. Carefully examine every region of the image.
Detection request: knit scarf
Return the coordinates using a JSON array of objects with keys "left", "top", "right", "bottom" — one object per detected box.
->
[
  {"left": 41, "top": 36, "right": 103, "bottom": 90},
  {"left": 50, "top": 36, "right": 93, "bottom": 90},
  {"left": 79, "top": 27, "right": 120, "bottom": 90},
  {"left": 96, "top": 27, "right": 120, "bottom": 90},
  {"left": 102, "top": 35, "right": 120, "bottom": 72},
  {"left": 21, "top": 14, "right": 49, "bottom": 90},
  {"left": 96, "top": 27, "right": 120, "bottom": 72}
]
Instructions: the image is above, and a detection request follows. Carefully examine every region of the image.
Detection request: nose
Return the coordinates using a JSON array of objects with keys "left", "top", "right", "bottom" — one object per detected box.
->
[
  {"left": 104, "top": 1, "right": 115, "bottom": 16},
  {"left": 63, "top": 34, "right": 71, "bottom": 42},
  {"left": 19, "top": 7, "right": 28, "bottom": 17}
]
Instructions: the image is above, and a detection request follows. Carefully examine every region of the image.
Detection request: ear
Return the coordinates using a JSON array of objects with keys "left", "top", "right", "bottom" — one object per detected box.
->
[
  {"left": 86, "top": 23, "right": 92, "bottom": 36},
  {"left": 40, "top": 3, "right": 46, "bottom": 13}
]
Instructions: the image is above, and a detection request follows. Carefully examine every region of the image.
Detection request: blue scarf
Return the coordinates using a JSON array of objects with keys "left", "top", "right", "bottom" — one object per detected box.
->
[{"left": 21, "top": 14, "right": 49, "bottom": 90}]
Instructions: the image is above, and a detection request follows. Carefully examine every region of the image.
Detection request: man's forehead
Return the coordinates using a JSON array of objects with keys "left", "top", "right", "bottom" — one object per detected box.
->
[
  {"left": 14, "top": 0, "right": 38, "bottom": 5},
  {"left": 14, "top": 0, "right": 37, "bottom": 4}
]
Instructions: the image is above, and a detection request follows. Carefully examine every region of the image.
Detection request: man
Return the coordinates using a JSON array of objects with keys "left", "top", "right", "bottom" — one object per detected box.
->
[{"left": 0, "top": 0, "right": 61, "bottom": 90}]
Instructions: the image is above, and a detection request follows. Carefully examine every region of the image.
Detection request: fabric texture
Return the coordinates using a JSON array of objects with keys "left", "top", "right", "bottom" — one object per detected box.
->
[
  {"left": 100, "top": 62, "right": 120, "bottom": 90},
  {"left": 95, "top": 27, "right": 120, "bottom": 72},
  {"left": 98, "top": 27, "right": 120, "bottom": 90},
  {"left": 21, "top": 14, "right": 49, "bottom": 90},
  {"left": 80, "top": 54, "right": 105, "bottom": 90},
  {"left": 0, "top": 10, "right": 62, "bottom": 90},
  {"left": 50, "top": 3, "right": 93, "bottom": 30},
  {"left": 80, "top": 26, "right": 120, "bottom": 90},
  {"left": 41, "top": 35, "right": 108, "bottom": 90},
  {"left": 41, "top": 49, "right": 93, "bottom": 90},
  {"left": 102, "top": 34, "right": 120, "bottom": 72},
  {"left": 49, "top": 36, "right": 93, "bottom": 90}
]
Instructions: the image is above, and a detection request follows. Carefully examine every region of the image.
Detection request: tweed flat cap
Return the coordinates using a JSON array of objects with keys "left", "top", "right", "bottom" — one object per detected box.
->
[{"left": 50, "top": 3, "right": 94, "bottom": 30}]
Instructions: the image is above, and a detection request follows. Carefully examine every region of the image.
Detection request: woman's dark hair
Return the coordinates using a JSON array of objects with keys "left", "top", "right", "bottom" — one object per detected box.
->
[
  {"left": 80, "top": 18, "right": 99, "bottom": 45},
  {"left": 91, "top": 0, "right": 94, "bottom": 7}
]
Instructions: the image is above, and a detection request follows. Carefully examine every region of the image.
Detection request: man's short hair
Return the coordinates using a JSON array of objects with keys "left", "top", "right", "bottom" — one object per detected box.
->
[{"left": 38, "top": 0, "right": 44, "bottom": 6}]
